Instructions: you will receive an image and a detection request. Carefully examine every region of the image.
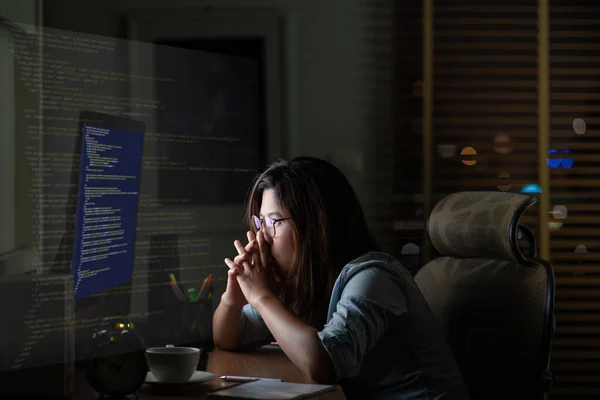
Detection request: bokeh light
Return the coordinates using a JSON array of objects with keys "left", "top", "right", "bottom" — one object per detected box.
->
[
  {"left": 547, "top": 149, "right": 573, "bottom": 169},
  {"left": 547, "top": 149, "right": 561, "bottom": 169},
  {"left": 574, "top": 244, "right": 588, "bottom": 254},
  {"left": 553, "top": 205, "right": 568, "bottom": 220},
  {"left": 548, "top": 222, "right": 563, "bottom": 229},
  {"left": 493, "top": 133, "right": 513, "bottom": 154},
  {"left": 400, "top": 242, "right": 421, "bottom": 271},
  {"left": 573, "top": 118, "right": 586, "bottom": 135},
  {"left": 401, "top": 243, "right": 420, "bottom": 255},
  {"left": 561, "top": 150, "right": 574, "bottom": 169},
  {"left": 460, "top": 146, "right": 477, "bottom": 166},
  {"left": 522, "top": 184, "right": 542, "bottom": 194},
  {"left": 497, "top": 172, "right": 512, "bottom": 191}
]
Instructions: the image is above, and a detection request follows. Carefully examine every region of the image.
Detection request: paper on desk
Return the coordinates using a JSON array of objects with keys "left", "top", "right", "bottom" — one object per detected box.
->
[{"left": 207, "top": 379, "right": 334, "bottom": 399}]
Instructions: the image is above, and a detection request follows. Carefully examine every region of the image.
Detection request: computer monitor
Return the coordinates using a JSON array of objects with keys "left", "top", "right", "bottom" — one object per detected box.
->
[
  {"left": 72, "top": 111, "right": 145, "bottom": 301},
  {"left": 0, "top": 111, "right": 145, "bottom": 396},
  {"left": 54, "top": 110, "right": 145, "bottom": 325}
]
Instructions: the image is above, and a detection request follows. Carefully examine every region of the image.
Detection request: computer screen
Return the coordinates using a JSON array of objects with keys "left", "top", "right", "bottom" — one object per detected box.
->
[{"left": 72, "top": 117, "right": 145, "bottom": 300}]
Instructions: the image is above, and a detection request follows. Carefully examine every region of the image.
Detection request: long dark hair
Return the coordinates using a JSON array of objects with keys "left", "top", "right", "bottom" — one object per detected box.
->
[{"left": 247, "top": 156, "right": 380, "bottom": 329}]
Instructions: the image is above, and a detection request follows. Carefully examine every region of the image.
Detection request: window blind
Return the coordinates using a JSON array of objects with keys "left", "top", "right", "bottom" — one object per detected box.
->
[
  {"left": 358, "top": 0, "right": 404, "bottom": 257},
  {"left": 387, "top": 0, "right": 426, "bottom": 271},
  {"left": 431, "top": 2, "right": 540, "bottom": 243},
  {"left": 548, "top": 1, "right": 600, "bottom": 397}
]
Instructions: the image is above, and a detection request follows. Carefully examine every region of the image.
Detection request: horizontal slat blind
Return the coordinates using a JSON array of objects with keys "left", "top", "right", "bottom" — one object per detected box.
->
[
  {"left": 358, "top": 0, "right": 398, "bottom": 255},
  {"left": 389, "top": 0, "right": 600, "bottom": 396},
  {"left": 389, "top": 0, "right": 424, "bottom": 272},
  {"left": 549, "top": 1, "right": 600, "bottom": 398},
  {"left": 432, "top": 2, "right": 540, "bottom": 238}
]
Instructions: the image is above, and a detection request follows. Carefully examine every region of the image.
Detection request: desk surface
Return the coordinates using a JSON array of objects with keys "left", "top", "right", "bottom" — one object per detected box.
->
[{"left": 73, "top": 345, "right": 346, "bottom": 399}]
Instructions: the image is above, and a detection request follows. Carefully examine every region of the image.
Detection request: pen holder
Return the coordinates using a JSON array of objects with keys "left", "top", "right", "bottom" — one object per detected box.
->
[{"left": 176, "top": 298, "right": 213, "bottom": 345}]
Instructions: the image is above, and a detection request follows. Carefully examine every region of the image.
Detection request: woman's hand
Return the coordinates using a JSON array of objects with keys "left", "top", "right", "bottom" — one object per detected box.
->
[
  {"left": 220, "top": 232, "right": 255, "bottom": 308},
  {"left": 225, "top": 230, "right": 281, "bottom": 308}
]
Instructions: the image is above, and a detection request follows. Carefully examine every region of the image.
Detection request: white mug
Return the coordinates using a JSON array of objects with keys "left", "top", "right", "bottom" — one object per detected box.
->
[{"left": 145, "top": 345, "right": 201, "bottom": 382}]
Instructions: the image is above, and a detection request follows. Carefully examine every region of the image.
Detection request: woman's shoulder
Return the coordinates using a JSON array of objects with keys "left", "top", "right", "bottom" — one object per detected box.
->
[
  {"left": 348, "top": 251, "right": 394, "bottom": 264},
  {"left": 331, "top": 252, "right": 412, "bottom": 314},
  {"left": 340, "top": 251, "right": 410, "bottom": 285},
  {"left": 346, "top": 251, "right": 405, "bottom": 272}
]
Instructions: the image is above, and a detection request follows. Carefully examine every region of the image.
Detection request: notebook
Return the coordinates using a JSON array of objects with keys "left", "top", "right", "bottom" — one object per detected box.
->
[{"left": 207, "top": 380, "right": 335, "bottom": 400}]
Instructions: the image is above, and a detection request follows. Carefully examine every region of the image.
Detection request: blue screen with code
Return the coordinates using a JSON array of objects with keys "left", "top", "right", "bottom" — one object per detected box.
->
[{"left": 72, "top": 124, "right": 144, "bottom": 300}]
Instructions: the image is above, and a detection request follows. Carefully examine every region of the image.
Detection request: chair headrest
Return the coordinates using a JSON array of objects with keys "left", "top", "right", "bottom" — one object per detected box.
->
[{"left": 427, "top": 191, "right": 537, "bottom": 264}]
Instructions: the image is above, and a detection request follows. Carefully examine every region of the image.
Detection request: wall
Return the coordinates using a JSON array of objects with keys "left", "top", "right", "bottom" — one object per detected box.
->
[
  {"left": 0, "top": 0, "right": 42, "bottom": 274},
  {"left": 0, "top": 0, "right": 38, "bottom": 24},
  {"left": 43, "top": 0, "right": 367, "bottom": 170},
  {"left": 41, "top": 0, "right": 390, "bottom": 316}
]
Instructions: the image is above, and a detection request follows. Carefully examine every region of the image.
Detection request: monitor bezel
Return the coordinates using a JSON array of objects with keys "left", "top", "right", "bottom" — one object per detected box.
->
[{"left": 70, "top": 110, "right": 146, "bottom": 315}]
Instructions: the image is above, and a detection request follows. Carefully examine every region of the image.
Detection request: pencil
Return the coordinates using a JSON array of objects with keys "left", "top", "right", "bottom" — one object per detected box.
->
[
  {"left": 205, "top": 273, "right": 214, "bottom": 301},
  {"left": 169, "top": 273, "right": 186, "bottom": 299},
  {"left": 196, "top": 277, "right": 208, "bottom": 302},
  {"left": 170, "top": 281, "right": 186, "bottom": 301}
]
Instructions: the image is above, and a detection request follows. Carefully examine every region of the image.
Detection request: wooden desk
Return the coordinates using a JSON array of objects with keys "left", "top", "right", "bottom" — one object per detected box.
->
[{"left": 73, "top": 345, "right": 346, "bottom": 399}]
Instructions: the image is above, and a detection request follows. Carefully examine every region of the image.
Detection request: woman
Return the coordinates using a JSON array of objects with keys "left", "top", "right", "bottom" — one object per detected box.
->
[{"left": 213, "top": 157, "right": 469, "bottom": 400}]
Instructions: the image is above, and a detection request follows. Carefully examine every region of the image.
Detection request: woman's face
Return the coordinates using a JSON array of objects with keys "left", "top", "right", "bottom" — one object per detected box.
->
[{"left": 258, "top": 189, "right": 295, "bottom": 279}]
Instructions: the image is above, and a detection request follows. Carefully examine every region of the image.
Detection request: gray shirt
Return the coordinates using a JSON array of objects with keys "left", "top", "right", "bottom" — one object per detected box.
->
[{"left": 238, "top": 252, "right": 470, "bottom": 400}]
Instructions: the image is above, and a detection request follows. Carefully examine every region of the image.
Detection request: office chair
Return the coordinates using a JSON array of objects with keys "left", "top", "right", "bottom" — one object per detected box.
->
[{"left": 414, "top": 191, "right": 555, "bottom": 400}]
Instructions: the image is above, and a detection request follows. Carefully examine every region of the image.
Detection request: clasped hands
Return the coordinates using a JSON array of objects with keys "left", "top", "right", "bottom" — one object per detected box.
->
[{"left": 224, "top": 230, "right": 282, "bottom": 308}]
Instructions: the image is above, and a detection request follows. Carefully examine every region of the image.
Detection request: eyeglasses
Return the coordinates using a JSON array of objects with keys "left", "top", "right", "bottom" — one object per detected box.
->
[{"left": 252, "top": 215, "right": 290, "bottom": 238}]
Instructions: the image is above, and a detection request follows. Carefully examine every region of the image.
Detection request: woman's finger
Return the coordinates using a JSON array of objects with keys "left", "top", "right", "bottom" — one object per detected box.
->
[
  {"left": 237, "top": 239, "right": 257, "bottom": 254},
  {"left": 250, "top": 251, "right": 262, "bottom": 271},
  {"left": 234, "top": 240, "right": 247, "bottom": 255},
  {"left": 245, "top": 232, "right": 256, "bottom": 252},
  {"left": 256, "top": 231, "right": 281, "bottom": 284},
  {"left": 257, "top": 230, "right": 270, "bottom": 269},
  {"left": 234, "top": 239, "right": 256, "bottom": 269},
  {"left": 225, "top": 258, "right": 243, "bottom": 273},
  {"left": 234, "top": 252, "right": 251, "bottom": 266},
  {"left": 228, "top": 268, "right": 239, "bottom": 277}
]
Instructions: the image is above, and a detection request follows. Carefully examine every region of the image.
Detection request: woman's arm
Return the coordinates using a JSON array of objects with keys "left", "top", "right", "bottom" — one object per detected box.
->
[
  {"left": 228, "top": 231, "right": 335, "bottom": 381},
  {"left": 253, "top": 294, "right": 336, "bottom": 384},
  {"left": 214, "top": 300, "right": 276, "bottom": 351},
  {"left": 213, "top": 299, "right": 244, "bottom": 350},
  {"left": 215, "top": 236, "right": 270, "bottom": 350}
]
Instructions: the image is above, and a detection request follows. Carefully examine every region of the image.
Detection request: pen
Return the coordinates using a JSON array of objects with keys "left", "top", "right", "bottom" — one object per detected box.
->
[
  {"left": 206, "top": 273, "right": 214, "bottom": 300},
  {"left": 197, "top": 273, "right": 214, "bottom": 301},
  {"left": 196, "top": 276, "right": 208, "bottom": 302},
  {"left": 169, "top": 281, "right": 186, "bottom": 301},
  {"left": 220, "top": 376, "right": 282, "bottom": 382},
  {"left": 169, "top": 273, "right": 187, "bottom": 299}
]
